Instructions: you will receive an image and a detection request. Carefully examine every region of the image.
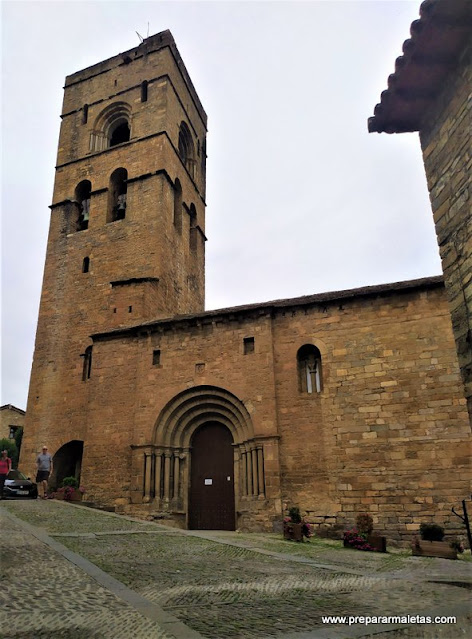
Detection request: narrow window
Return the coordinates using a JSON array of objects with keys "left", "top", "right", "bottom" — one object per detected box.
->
[
  {"left": 152, "top": 350, "right": 161, "bottom": 366},
  {"left": 189, "top": 204, "right": 197, "bottom": 253},
  {"left": 82, "top": 104, "right": 89, "bottom": 124},
  {"left": 244, "top": 337, "right": 255, "bottom": 354},
  {"left": 108, "top": 168, "right": 128, "bottom": 222},
  {"left": 9, "top": 426, "right": 18, "bottom": 439},
  {"left": 82, "top": 346, "right": 93, "bottom": 381},
  {"left": 297, "top": 345, "right": 322, "bottom": 393},
  {"left": 82, "top": 257, "right": 90, "bottom": 273},
  {"left": 75, "top": 180, "right": 91, "bottom": 231},
  {"left": 173, "top": 178, "right": 182, "bottom": 232},
  {"left": 128, "top": 305, "right": 133, "bottom": 313},
  {"left": 178, "top": 121, "right": 195, "bottom": 178},
  {"left": 141, "top": 80, "right": 148, "bottom": 102}
]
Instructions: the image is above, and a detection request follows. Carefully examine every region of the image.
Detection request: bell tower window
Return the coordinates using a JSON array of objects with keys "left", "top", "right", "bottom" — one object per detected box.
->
[
  {"left": 74, "top": 180, "right": 91, "bottom": 231},
  {"left": 178, "top": 121, "right": 195, "bottom": 178},
  {"left": 108, "top": 168, "right": 128, "bottom": 222},
  {"left": 109, "top": 120, "right": 130, "bottom": 147}
]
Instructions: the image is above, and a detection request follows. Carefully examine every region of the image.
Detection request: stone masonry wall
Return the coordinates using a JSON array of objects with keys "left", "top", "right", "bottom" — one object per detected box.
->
[
  {"left": 420, "top": 37, "right": 472, "bottom": 422},
  {"left": 80, "top": 281, "right": 469, "bottom": 542}
]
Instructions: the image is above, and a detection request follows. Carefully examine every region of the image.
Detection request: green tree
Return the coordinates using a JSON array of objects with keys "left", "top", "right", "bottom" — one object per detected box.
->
[{"left": 13, "top": 427, "right": 23, "bottom": 465}]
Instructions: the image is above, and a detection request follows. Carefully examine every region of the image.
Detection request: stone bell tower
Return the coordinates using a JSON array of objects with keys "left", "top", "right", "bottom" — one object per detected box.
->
[{"left": 21, "top": 31, "right": 207, "bottom": 478}]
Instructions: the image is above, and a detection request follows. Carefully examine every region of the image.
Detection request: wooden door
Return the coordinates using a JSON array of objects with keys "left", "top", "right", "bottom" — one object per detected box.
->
[{"left": 189, "top": 422, "right": 235, "bottom": 530}]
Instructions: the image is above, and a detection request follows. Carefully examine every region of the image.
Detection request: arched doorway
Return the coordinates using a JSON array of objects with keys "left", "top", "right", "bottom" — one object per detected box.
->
[
  {"left": 189, "top": 422, "right": 235, "bottom": 530},
  {"left": 51, "top": 440, "right": 83, "bottom": 489}
]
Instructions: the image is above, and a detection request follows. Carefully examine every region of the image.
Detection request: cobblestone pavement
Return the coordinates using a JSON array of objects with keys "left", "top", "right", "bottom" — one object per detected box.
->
[{"left": 1, "top": 501, "right": 471, "bottom": 639}]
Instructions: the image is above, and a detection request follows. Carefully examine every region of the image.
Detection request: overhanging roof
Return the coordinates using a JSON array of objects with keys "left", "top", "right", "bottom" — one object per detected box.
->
[{"left": 368, "top": 0, "right": 472, "bottom": 134}]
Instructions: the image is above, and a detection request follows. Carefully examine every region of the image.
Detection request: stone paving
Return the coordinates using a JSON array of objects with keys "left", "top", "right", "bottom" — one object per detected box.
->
[{"left": 1, "top": 500, "right": 471, "bottom": 638}]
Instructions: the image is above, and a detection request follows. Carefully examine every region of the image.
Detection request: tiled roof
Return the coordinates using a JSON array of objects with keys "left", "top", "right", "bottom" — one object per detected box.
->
[
  {"left": 368, "top": 0, "right": 472, "bottom": 134},
  {"left": 92, "top": 275, "right": 444, "bottom": 340},
  {"left": 0, "top": 404, "right": 26, "bottom": 415}
]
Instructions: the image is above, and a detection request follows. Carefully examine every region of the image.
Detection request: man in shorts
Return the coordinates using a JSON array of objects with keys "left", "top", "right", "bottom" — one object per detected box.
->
[{"left": 36, "top": 446, "right": 53, "bottom": 499}]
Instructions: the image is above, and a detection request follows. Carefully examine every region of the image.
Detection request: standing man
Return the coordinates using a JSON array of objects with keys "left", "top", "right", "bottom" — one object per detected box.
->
[
  {"left": 36, "top": 446, "right": 53, "bottom": 499},
  {"left": 0, "top": 450, "right": 12, "bottom": 499}
]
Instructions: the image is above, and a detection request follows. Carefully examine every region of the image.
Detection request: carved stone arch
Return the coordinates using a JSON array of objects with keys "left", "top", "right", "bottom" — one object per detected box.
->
[
  {"left": 90, "top": 102, "right": 132, "bottom": 152},
  {"left": 152, "top": 385, "right": 254, "bottom": 448}
]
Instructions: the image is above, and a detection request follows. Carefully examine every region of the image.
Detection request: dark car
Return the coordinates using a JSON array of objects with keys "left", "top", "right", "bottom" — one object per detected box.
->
[{"left": 3, "top": 470, "right": 38, "bottom": 499}]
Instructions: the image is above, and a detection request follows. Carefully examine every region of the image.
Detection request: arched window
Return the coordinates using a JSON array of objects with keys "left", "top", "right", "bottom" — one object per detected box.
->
[
  {"left": 189, "top": 203, "right": 197, "bottom": 253},
  {"left": 90, "top": 102, "right": 131, "bottom": 152},
  {"left": 178, "top": 121, "right": 195, "bottom": 178},
  {"left": 108, "top": 168, "right": 128, "bottom": 222},
  {"left": 109, "top": 120, "right": 130, "bottom": 146},
  {"left": 74, "top": 180, "right": 91, "bottom": 231},
  {"left": 82, "top": 257, "right": 90, "bottom": 273},
  {"left": 141, "top": 80, "right": 148, "bottom": 102},
  {"left": 297, "top": 345, "right": 323, "bottom": 393},
  {"left": 173, "top": 178, "right": 182, "bottom": 232}
]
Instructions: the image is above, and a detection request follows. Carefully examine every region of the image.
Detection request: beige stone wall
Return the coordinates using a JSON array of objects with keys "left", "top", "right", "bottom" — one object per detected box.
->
[
  {"left": 420, "top": 37, "right": 472, "bottom": 421},
  {"left": 0, "top": 406, "right": 25, "bottom": 442},
  {"left": 68, "top": 281, "right": 470, "bottom": 541},
  {"left": 21, "top": 33, "right": 206, "bottom": 478}
]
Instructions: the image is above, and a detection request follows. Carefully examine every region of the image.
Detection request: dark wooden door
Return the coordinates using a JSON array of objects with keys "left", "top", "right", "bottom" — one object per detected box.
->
[{"left": 189, "top": 422, "right": 235, "bottom": 530}]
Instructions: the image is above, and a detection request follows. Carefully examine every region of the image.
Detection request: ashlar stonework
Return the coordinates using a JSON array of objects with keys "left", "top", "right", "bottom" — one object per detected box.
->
[{"left": 21, "top": 29, "right": 471, "bottom": 544}]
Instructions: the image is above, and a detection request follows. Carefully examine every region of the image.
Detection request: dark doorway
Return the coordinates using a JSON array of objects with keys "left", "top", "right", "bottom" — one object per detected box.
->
[
  {"left": 51, "top": 440, "right": 84, "bottom": 489},
  {"left": 189, "top": 422, "right": 235, "bottom": 530}
]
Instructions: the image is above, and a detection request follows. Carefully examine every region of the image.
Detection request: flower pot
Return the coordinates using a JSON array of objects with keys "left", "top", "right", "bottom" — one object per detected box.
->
[
  {"left": 54, "top": 492, "right": 65, "bottom": 500},
  {"left": 412, "top": 540, "right": 457, "bottom": 560},
  {"left": 283, "top": 522, "right": 303, "bottom": 542},
  {"left": 367, "top": 534, "right": 387, "bottom": 553},
  {"left": 66, "top": 490, "right": 83, "bottom": 502}
]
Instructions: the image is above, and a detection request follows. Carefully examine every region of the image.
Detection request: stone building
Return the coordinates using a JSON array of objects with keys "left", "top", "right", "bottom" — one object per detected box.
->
[
  {"left": 21, "top": 30, "right": 470, "bottom": 541},
  {"left": 369, "top": 0, "right": 472, "bottom": 423},
  {"left": 0, "top": 404, "right": 25, "bottom": 443}
]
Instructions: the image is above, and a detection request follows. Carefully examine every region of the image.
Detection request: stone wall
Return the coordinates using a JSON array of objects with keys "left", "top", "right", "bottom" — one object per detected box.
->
[
  {"left": 78, "top": 279, "right": 469, "bottom": 542},
  {"left": 0, "top": 405, "right": 25, "bottom": 443},
  {"left": 420, "top": 37, "right": 472, "bottom": 422}
]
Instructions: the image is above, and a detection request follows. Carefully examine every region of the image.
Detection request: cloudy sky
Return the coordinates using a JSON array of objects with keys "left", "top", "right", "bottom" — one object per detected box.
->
[{"left": 1, "top": 0, "right": 442, "bottom": 409}]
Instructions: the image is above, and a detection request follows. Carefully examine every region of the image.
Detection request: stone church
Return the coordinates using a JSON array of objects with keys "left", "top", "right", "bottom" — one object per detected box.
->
[{"left": 21, "top": 29, "right": 470, "bottom": 541}]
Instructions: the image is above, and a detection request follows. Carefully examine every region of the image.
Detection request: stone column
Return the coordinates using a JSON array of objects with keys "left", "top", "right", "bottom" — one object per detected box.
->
[
  {"left": 251, "top": 447, "right": 258, "bottom": 496},
  {"left": 257, "top": 446, "right": 265, "bottom": 497},
  {"left": 163, "top": 452, "right": 172, "bottom": 502},
  {"left": 173, "top": 454, "right": 180, "bottom": 500}
]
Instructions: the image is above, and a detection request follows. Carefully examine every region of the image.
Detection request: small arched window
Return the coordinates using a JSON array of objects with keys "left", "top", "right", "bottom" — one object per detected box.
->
[
  {"left": 90, "top": 102, "right": 131, "bottom": 152},
  {"left": 141, "top": 80, "right": 148, "bottom": 102},
  {"left": 82, "top": 257, "right": 90, "bottom": 273},
  {"left": 108, "top": 168, "right": 128, "bottom": 222},
  {"left": 109, "top": 120, "right": 130, "bottom": 146},
  {"left": 174, "top": 178, "right": 182, "bottom": 233},
  {"left": 297, "top": 345, "right": 323, "bottom": 393},
  {"left": 178, "top": 121, "right": 195, "bottom": 178},
  {"left": 189, "top": 203, "right": 197, "bottom": 253},
  {"left": 75, "top": 180, "right": 92, "bottom": 231}
]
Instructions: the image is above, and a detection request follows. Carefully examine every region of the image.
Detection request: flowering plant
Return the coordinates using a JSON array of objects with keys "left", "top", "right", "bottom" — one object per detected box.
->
[
  {"left": 343, "top": 528, "right": 374, "bottom": 551},
  {"left": 56, "top": 484, "right": 85, "bottom": 500},
  {"left": 284, "top": 507, "right": 313, "bottom": 538}
]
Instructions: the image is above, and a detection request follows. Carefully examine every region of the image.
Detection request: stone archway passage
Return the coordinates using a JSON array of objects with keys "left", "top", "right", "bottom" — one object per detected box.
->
[
  {"left": 189, "top": 422, "right": 235, "bottom": 530},
  {"left": 51, "top": 440, "right": 84, "bottom": 489}
]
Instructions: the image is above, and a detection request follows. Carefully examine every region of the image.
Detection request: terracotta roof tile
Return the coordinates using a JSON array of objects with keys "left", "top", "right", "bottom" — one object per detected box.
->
[{"left": 368, "top": 0, "right": 472, "bottom": 134}]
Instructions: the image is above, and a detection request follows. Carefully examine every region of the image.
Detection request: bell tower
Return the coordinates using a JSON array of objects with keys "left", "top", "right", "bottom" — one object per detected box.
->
[{"left": 21, "top": 31, "right": 207, "bottom": 473}]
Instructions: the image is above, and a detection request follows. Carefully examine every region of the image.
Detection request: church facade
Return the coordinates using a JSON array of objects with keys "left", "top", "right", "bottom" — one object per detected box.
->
[{"left": 21, "top": 31, "right": 470, "bottom": 542}]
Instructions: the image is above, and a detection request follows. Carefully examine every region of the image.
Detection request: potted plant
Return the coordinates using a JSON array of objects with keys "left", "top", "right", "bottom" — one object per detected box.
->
[
  {"left": 412, "top": 523, "right": 457, "bottom": 559},
  {"left": 283, "top": 507, "right": 312, "bottom": 542},
  {"left": 357, "top": 513, "right": 387, "bottom": 553},
  {"left": 343, "top": 513, "right": 386, "bottom": 552},
  {"left": 54, "top": 476, "right": 85, "bottom": 502}
]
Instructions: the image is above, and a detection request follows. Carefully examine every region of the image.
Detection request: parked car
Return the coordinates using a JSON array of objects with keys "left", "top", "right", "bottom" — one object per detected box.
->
[{"left": 3, "top": 470, "right": 38, "bottom": 499}]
